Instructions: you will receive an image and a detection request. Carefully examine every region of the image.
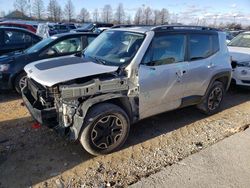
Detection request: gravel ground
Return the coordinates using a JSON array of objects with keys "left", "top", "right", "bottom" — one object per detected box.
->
[{"left": 0, "top": 88, "right": 250, "bottom": 188}]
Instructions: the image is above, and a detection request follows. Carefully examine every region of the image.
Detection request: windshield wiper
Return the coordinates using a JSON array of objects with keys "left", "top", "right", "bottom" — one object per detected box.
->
[{"left": 90, "top": 56, "right": 106, "bottom": 65}]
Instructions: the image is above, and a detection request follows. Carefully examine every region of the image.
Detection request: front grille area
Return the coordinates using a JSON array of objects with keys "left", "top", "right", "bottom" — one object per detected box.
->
[
  {"left": 27, "top": 78, "right": 57, "bottom": 108},
  {"left": 242, "top": 80, "right": 250, "bottom": 84},
  {"left": 27, "top": 79, "right": 41, "bottom": 100}
]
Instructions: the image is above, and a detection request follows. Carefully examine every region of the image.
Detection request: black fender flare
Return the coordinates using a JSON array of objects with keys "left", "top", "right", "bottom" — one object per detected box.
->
[
  {"left": 203, "top": 71, "right": 232, "bottom": 100},
  {"left": 70, "top": 93, "right": 133, "bottom": 140}
]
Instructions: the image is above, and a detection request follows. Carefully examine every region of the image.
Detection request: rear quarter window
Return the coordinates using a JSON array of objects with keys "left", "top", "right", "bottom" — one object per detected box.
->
[{"left": 189, "top": 34, "right": 219, "bottom": 61}]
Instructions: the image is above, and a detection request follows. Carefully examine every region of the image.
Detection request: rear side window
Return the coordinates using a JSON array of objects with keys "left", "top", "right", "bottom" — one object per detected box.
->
[
  {"left": 4, "top": 30, "right": 31, "bottom": 45},
  {"left": 189, "top": 34, "right": 219, "bottom": 61},
  {"left": 142, "top": 34, "right": 186, "bottom": 66}
]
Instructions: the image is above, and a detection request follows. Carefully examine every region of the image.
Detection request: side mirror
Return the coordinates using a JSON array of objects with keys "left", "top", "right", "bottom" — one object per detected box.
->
[
  {"left": 75, "top": 51, "right": 82, "bottom": 57},
  {"left": 46, "top": 49, "right": 56, "bottom": 56}
]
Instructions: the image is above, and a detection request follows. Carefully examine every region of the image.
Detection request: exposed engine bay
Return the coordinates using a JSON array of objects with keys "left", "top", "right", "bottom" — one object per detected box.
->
[{"left": 23, "top": 70, "right": 139, "bottom": 140}]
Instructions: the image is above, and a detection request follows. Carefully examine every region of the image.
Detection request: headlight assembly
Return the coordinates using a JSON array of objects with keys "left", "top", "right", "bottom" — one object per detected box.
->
[
  {"left": 237, "top": 61, "right": 250, "bottom": 68},
  {"left": 0, "top": 64, "right": 10, "bottom": 72}
]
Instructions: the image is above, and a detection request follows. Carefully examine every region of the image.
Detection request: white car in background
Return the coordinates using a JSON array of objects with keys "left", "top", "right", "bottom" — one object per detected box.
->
[{"left": 228, "top": 32, "right": 250, "bottom": 87}]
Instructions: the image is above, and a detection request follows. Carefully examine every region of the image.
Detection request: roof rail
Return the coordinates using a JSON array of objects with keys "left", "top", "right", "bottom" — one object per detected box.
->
[
  {"left": 112, "top": 24, "right": 153, "bottom": 28},
  {"left": 151, "top": 25, "right": 220, "bottom": 32}
]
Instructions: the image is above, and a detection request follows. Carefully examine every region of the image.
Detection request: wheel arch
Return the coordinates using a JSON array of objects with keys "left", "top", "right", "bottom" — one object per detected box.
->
[
  {"left": 207, "top": 71, "right": 231, "bottom": 93},
  {"left": 85, "top": 97, "right": 134, "bottom": 123},
  {"left": 71, "top": 94, "right": 136, "bottom": 141},
  {"left": 11, "top": 70, "right": 26, "bottom": 88}
]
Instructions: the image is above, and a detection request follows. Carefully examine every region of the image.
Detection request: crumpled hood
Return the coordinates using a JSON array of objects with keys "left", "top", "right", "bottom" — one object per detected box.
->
[
  {"left": 228, "top": 46, "right": 250, "bottom": 63},
  {"left": 24, "top": 55, "right": 118, "bottom": 87}
]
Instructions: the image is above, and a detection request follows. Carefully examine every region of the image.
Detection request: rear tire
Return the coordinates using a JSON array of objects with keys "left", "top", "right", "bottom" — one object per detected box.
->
[
  {"left": 14, "top": 72, "right": 27, "bottom": 94},
  {"left": 197, "top": 81, "right": 225, "bottom": 115},
  {"left": 80, "top": 103, "right": 130, "bottom": 156}
]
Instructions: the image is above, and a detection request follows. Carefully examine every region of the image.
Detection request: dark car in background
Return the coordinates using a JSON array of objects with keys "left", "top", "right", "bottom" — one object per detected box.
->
[
  {"left": 0, "top": 32, "right": 98, "bottom": 93},
  {"left": 0, "top": 22, "right": 37, "bottom": 33},
  {"left": 0, "top": 27, "right": 42, "bottom": 56},
  {"left": 71, "top": 22, "right": 113, "bottom": 33},
  {"left": 53, "top": 24, "right": 71, "bottom": 34},
  {"left": 65, "top": 23, "right": 77, "bottom": 30}
]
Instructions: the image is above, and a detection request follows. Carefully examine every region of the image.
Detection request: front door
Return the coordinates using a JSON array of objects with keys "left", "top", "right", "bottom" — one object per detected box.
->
[{"left": 138, "top": 33, "right": 188, "bottom": 119}]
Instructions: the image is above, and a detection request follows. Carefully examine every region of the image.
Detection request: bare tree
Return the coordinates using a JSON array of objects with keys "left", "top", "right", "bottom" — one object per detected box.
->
[
  {"left": 153, "top": 10, "right": 160, "bottom": 25},
  {"left": 47, "top": 0, "right": 61, "bottom": 22},
  {"left": 14, "top": 0, "right": 28, "bottom": 16},
  {"left": 144, "top": 7, "right": 153, "bottom": 25},
  {"left": 64, "top": 0, "right": 75, "bottom": 22},
  {"left": 102, "top": 4, "right": 113, "bottom": 23},
  {"left": 159, "top": 8, "right": 169, "bottom": 24},
  {"left": 78, "top": 8, "right": 90, "bottom": 22},
  {"left": 47, "top": 0, "right": 54, "bottom": 20},
  {"left": 134, "top": 7, "right": 143, "bottom": 24},
  {"left": 114, "top": 3, "right": 125, "bottom": 24},
  {"left": 56, "top": 5, "right": 62, "bottom": 22},
  {"left": 0, "top": 11, "right": 5, "bottom": 18},
  {"left": 92, "top": 9, "right": 99, "bottom": 22},
  {"left": 126, "top": 15, "right": 132, "bottom": 24},
  {"left": 32, "top": 0, "right": 45, "bottom": 20}
]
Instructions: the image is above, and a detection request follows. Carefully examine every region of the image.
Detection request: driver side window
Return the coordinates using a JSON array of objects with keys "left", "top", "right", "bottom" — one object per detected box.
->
[{"left": 142, "top": 34, "right": 186, "bottom": 66}]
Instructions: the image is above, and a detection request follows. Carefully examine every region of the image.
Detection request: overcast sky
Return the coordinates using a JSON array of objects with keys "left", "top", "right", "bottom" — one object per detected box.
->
[{"left": 0, "top": 0, "right": 249, "bottom": 25}]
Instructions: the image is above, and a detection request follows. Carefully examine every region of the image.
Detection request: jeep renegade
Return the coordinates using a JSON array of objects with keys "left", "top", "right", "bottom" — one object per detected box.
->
[{"left": 22, "top": 25, "right": 232, "bottom": 156}]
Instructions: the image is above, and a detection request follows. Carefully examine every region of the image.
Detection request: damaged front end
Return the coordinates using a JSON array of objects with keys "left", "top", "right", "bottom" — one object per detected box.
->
[{"left": 22, "top": 72, "right": 138, "bottom": 141}]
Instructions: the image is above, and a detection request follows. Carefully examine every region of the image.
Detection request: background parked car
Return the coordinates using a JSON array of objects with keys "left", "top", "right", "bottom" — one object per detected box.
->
[
  {"left": 0, "top": 32, "right": 98, "bottom": 93},
  {"left": 0, "top": 27, "right": 42, "bottom": 56},
  {"left": 53, "top": 24, "right": 71, "bottom": 34},
  {"left": 228, "top": 31, "right": 250, "bottom": 87},
  {"left": 0, "top": 22, "right": 37, "bottom": 33},
  {"left": 64, "top": 23, "right": 77, "bottom": 30},
  {"left": 225, "top": 31, "right": 234, "bottom": 43},
  {"left": 71, "top": 22, "right": 113, "bottom": 33}
]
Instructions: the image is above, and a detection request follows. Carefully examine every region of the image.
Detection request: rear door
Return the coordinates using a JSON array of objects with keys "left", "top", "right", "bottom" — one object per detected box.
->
[
  {"left": 183, "top": 33, "right": 219, "bottom": 97},
  {"left": 139, "top": 33, "right": 188, "bottom": 119}
]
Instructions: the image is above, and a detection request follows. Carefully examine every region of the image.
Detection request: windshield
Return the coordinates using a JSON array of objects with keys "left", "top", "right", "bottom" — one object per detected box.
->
[
  {"left": 228, "top": 33, "right": 250, "bottom": 48},
  {"left": 26, "top": 37, "right": 55, "bottom": 53},
  {"left": 84, "top": 30, "right": 145, "bottom": 66}
]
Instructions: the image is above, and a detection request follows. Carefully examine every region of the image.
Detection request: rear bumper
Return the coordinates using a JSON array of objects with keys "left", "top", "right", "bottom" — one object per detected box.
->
[{"left": 22, "top": 85, "right": 57, "bottom": 127}]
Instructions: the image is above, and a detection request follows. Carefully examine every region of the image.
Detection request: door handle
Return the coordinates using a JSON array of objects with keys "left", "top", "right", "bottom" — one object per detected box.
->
[
  {"left": 176, "top": 70, "right": 186, "bottom": 77},
  {"left": 149, "top": 67, "right": 156, "bottom": 71},
  {"left": 208, "top": 63, "right": 216, "bottom": 68}
]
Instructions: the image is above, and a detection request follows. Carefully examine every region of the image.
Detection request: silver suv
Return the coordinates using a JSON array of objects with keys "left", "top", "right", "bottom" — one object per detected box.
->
[{"left": 22, "top": 26, "right": 232, "bottom": 156}]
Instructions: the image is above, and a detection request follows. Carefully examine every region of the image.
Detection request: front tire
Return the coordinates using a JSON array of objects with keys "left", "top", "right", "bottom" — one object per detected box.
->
[
  {"left": 14, "top": 72, "right": 27, "bottom": 94},
  {"left": 197, "top": 81, "right": 225, "bottom": 115},
  {"left": 80, "top": 103, "right": 130, "bottom": 156}
]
